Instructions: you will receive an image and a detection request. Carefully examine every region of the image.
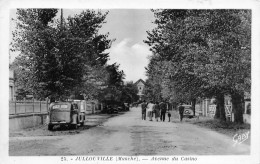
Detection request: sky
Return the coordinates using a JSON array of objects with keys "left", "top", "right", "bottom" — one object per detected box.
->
[
  {"left": 10, "top": 9, "right": 156, "bottom": 83},
  {"left": 64, "top": 9, "right": 155, "bottom": 82}
]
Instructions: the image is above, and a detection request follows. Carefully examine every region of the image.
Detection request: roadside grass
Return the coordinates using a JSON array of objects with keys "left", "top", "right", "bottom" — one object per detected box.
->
[{"left": 189, "top": 117, "right": 251, "bottom": 145}]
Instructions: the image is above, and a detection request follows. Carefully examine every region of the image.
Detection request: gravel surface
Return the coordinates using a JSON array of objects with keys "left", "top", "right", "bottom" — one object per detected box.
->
[{"left": 9, "top": 107, "right": 250, "bottom": 156}]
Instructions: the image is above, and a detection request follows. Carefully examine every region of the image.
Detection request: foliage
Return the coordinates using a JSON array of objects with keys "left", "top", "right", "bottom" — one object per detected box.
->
[
  {"left": 106, "top": 63, "right": 125, "bottom": 87},
  {"left": 98, "top": 63, "right": 126, "bottom": 103},
  {"left": 11, "top": 9, "right": 114, "bottom": 100},
  {"left": 120, "top": 81, "right": 139, "bottom": 103},
  {"left": 145, "top": 9, "right": 251, "bottom": 123}
]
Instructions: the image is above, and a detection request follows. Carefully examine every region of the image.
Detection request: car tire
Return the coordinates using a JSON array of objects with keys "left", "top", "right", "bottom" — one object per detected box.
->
[
  {"left": 80, "top": 122, "right": 84, "bottom": 126},
  {"left": 71, "top": 124, "right": 78, "bottom": 129},
  {"left": 48, "top": 124, "right": 53, "bottom": 131}
]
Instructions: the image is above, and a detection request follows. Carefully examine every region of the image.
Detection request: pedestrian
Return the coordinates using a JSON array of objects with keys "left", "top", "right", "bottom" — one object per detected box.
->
[
  {"left": 153, "top": 102, "right": 160, "bottom": 122},
  {"left": 146, "top": 101, "right": 154, "bottom": 121},
  {"left": 167, "top": 110, "right": 171, "bottom": 122},
  {"left": 141, "top": 100, "right": 147, "bottom": 120},
  {"left": 159, "top": 101, "right": 167, "bottom": 122},
  {"left": 178, "top": 103, "right": 185, "bottom": 122}
]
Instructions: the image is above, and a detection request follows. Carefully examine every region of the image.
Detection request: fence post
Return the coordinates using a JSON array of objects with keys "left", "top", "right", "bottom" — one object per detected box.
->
[
  {"left": 40, "top": 100, "right": 41, "bottom": 113},
  {"left": 24, "top": 99, "right": 26, "bottom": 113},
  {"left": 33, "top": 98, "right": 34, "bottom": 113},
  {"left": 14, "top": 100, "right": 16, "bottom": 114},
  {"left": 46, "top": 99, "right": 49, "bottom": 113}
]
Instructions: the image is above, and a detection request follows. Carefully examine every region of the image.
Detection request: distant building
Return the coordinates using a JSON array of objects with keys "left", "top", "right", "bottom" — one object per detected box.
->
[
  {"left": 134, "top": 79, "right": 146, "bottom": 100},
  {"left": 9, "top": 70, "right": 15, "bottom": 101}
]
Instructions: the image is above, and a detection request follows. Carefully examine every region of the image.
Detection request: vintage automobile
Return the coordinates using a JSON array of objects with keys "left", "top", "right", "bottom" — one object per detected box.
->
[
  {"left": 102, "top": 100, "right": 120, "bottom": 114},
  {"left": 182, "top": 105, "right": 194, "bottom": 118},
  {"left": 106, "top": 104, "right": 118, "bottom": 114},
  {"left": 47, "top": 102, "right": 81, "bottom": 130},
  {"left": 116, "top": 102, "right": 128, "bottom": 112}
]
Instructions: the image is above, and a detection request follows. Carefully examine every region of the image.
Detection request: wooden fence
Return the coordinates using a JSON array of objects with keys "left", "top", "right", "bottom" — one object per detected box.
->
[
  {"left": 9, "top": 100, "right": 49, "bottom": 115},
  {"left": 208, "top": 104, "right": 233, "bottom": 120}
]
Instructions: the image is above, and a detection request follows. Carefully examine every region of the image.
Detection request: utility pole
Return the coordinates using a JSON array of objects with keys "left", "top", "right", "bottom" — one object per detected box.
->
[{"left": 60, "top": 8, "right": 63, "bottom": 27}]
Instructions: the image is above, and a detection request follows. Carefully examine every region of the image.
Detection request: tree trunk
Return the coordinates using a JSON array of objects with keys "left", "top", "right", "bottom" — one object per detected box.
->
[
  {"left": 214, "top": 102, "right": 220, "bottom": 119},
  {"left": 231, "top": 92, "right": 244, "bottom": 124},
  {"left": 215, "top": 94, "right": 226, "bottom": 121},
  {"left": 191, "top": 98, "right": 196, "bottom": 116}
]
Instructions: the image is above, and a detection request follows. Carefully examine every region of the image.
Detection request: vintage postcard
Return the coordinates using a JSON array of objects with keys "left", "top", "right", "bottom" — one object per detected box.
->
[{"left": 1, "top": 0, "right": 260, "bottom": 164}]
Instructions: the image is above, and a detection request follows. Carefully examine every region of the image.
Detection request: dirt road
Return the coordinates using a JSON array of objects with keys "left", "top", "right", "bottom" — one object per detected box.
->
[{"left": 9, "top": 107, "right": 250, "bottom": 156}]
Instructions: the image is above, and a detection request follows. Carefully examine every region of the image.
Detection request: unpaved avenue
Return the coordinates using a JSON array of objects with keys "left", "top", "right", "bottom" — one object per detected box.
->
[{"left": 9, "top": 107, "right": 250, "bottom": 156}]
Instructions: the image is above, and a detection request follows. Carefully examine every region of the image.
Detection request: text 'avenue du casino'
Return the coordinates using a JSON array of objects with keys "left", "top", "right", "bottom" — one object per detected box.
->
[{"left": 63, "top": 156, "right": 198, "bottom": 162}]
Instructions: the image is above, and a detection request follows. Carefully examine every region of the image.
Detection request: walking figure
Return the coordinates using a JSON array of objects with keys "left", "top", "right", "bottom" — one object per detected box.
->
[
  {"left": 167, "top": 111, "right": 171, "bottom": 122},
  {"left": 159, "top": 101, "right": 167, "bottom": 122},
  {"left": 153, "top": 102, "right": 160, "bottom": 122},
  {"left": 147, "top": 101, "right": 154, "bottom": 121},
  {"left": 178, "top": 103, "right": 185, "bottom": 122},
  {"left": 167, "top": 103, "right": 171, "bottom": 122},
  {"left": 141, "top": 100, "right": 147, "bottom": 120}
]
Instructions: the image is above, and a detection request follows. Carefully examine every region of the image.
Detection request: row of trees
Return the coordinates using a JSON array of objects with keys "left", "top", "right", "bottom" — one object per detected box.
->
[
  {"left": 144, "top": 9, "right": 251, "bottom": 123},
  {"left": 10, "top": 9, "right": 138, "bottom": 104}
]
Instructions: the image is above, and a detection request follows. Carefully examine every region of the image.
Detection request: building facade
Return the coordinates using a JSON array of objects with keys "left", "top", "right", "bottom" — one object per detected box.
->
[{"left": 134, "top": 79, "right": 145, "bottom": 100}]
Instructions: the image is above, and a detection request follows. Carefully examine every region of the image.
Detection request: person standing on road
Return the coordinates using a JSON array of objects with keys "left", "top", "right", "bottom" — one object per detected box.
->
[
  {"left": 147, "top": 101, "right": 154, "bottom": 121},
  {"left": 153, "top": 102, "right": 160, "bottom": 122},
  {"left": 178, "top": 103, "right": 185, "bottom": 122},
  {"left": 159, "top": 101, "right": 167, "bottom": 122},
  {"left": 167, "top": 102, "right": 171, "bottom": 122},
  {"left": 167, "top": 110, "right": 171, "bottom": 122},
  {"left": 141, "top": 100, "right": 147, "bottom": 120}
]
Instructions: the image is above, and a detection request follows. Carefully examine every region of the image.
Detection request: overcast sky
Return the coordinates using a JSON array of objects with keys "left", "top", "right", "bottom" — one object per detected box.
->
[
  {"left": 10, "top": 9, "right": 155, "bottom": 83},
  {"left": 63, "top": 9, "right": 155, "bottom": 82}
]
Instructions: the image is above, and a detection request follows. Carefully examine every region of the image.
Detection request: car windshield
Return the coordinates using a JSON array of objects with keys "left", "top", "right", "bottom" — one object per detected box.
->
[
  {"left": 52, "top": 104, "right": 68, "bottom": 109},
  {"left": 184, "top": 106, "right": 191, "bottom": 109}
]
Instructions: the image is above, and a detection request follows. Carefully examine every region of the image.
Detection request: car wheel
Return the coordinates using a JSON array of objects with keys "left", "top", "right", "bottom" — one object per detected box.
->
[
  {"left": 48, "top": 124, "right": 53, "bottom": 131},
  {"left": 80, "top": 122, "right": 84, "bottom": 126},
  {"left": 70, "top": 124, "right": 78, "bottom": 129}
]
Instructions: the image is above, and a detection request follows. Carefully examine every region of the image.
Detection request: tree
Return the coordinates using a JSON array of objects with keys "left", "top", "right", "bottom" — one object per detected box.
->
[
  {"left": 145, "top": 9, "right": 251, "bottom": 123},
  {"left": 120, "top": 82, "right": 139, "bottom": 104},
  {"left": 11, "top": 9, "right": 58, "bottom": 100},
  {"left": 11, "top": 9, "right": 113, "bottom": 100},
  {"left": 99, "top": 63, "right": 125, "bottom": 103},
  {"left": 56, "top": 10, "right": 113, "bottom": 100}
]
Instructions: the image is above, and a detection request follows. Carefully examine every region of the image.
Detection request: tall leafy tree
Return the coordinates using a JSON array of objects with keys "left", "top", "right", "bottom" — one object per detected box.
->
[
  {"left": 11, "top": 9, "right": 58, "bottom": 100},
  {"left": 145, "top": 9, "right": 251, "bottom": 123},
  {"left": 11, "top": 9, "right": 113, "bottom": 100},
  {"left": 119, "top": 81, "right": 139, "bottom": 104},
  {"left": 56, "top": 10, "right": 113, "bottom": 99},
  {"left": 99, "top": 63, "right": 125, "bottom": 103}
]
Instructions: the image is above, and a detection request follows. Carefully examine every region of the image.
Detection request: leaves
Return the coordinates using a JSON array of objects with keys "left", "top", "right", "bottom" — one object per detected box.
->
[
  {"left": 144, "top": 9, "right": 251, "bottom": 104},
  {"left": 11, "top": 9, "right": 114, "bottom": 100}
]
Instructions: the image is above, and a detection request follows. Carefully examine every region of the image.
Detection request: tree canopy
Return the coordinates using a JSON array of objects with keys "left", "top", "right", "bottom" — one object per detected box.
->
[
  {"left": 144, "top": 9, "right": 251, "bottom": 123},
  {"left": 11, "top": 9, "right": 138, "bottom": 103},
  {"left": 11, "top": 9, "right": 116, "bottom": 100}
]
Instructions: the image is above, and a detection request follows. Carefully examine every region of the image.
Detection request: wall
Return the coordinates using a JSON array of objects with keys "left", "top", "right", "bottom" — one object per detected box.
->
[
  {"left": 243, "top": 101, "right": 251, "bottom": 124},
  {"left": 9, "top": 70, "right": 15, "bottom": 101},
  {"left": 9, "top": 113, "right": 48, "bottom": 132},
  {"left": 243, "top": 114, "right": 251, "bottom": 124}
]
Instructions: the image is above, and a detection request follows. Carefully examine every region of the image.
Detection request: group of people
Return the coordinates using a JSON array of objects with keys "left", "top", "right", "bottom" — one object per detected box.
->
[
  {"left": 141, "top": 100, "right": 171, "bottom": 122},
  {"left": 141, "top": 100, "right": 186, "bottom": 122}
]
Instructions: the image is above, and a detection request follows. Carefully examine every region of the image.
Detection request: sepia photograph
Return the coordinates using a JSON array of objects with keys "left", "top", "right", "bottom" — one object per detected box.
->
[{"left": 1, "top": 0, "right": 260, "bottom": 163}]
